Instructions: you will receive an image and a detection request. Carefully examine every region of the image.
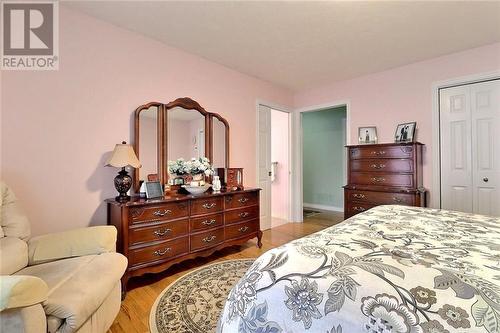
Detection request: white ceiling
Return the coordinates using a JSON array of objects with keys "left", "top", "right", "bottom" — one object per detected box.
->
[{"left": 65, "top": 1, "right": 500, "bottom": 91}]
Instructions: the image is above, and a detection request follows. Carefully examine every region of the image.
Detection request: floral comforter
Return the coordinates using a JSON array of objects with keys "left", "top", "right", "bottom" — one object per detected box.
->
[{"left": 217, "top": 205, "right": 500, "bottom": 333}]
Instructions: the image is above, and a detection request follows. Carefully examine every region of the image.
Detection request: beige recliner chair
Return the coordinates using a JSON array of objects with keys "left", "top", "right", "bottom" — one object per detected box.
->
[{"left": 0, "top": 182, "right": 127, "bottom": 333}]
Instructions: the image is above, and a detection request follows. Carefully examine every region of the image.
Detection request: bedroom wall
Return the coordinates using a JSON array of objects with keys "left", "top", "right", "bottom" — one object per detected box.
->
[
  {"left": 0, "top": 6, "right": 293, "bottom": 236},
  {"left": 294, "top": 42, "right": 500, "bottom": 206},
  {"left": 302, "top": 107, "right": 346, "bottom": 210}
]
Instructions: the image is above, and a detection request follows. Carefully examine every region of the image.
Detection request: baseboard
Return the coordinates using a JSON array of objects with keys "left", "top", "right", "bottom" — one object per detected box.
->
[{"left": 303, "top": 203, "right": 344, "bottom": 212}]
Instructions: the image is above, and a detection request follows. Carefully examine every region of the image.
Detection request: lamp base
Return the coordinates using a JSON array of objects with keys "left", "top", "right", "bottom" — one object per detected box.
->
[{"left": 114, "top": 167, "right": 132, "bottom": 202}]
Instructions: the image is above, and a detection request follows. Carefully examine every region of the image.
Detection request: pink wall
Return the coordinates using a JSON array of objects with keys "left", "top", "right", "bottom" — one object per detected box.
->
[
  {"left": 1, "top": 7, "right": 293, "bottom": 236},
  {"left": 271, "top": 110, "right": 289, "bottom": 221},
  {"left": 139, "top": 115, "right": 157, "bottom": 179},
  {"left": 294, "top": 42, "right": 500, "bottom": 205}
]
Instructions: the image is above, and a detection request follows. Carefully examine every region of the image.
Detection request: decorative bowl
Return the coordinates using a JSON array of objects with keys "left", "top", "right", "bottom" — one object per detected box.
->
[{"left": 182, "top": 184, "right": 211, "bottom": 195}]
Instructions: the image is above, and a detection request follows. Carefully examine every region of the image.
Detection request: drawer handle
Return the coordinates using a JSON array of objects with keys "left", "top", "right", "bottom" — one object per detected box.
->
[
  {"left": 353, "top": 193, "right": 365, "bottom": 199},
  {"left": 202, "top": 235, "right": 217, "bottom": 243},
  {"left": 153, "top": 228, "right": 172, "bottom": 237},
  {"left": 238, "top": 197, "right": 250, "bottom": 204},
  {"left": 201, "top": 219, "right": 217, "bottom": 226},
  {"left": 238, "top": 212, "right": 250, "bottom": 218},
  {"left": 202, "top": 203, "right": 216, "bottom": 209},
  {"left": 370, "top": 163, "right": 386, "bottom": 169},
  {"left": 371, "top": 150, "right": 386, "bottom": 156},
  {"left": 392, "top": 197, "right": 403, "bottom": 203},
  {"left": 371, "top": 177, "right": 386, "bottom": 183},
  {"left": 353, "top": 206, "right": 366, "bottom": 212},
  {"left": 238, "top": 226, "right": 249, "bottom": 233},
  {"left": 153, "top": 247, "right": 171, "bottom": 256},
  {"left": 153, "top": 209, "right": 171, "bottom": 217}
]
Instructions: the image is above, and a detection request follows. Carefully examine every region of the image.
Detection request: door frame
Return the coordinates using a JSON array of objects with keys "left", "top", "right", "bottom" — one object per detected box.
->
[
  {"left": 294, "top": 100, "right": 351, "bottom": 222},
  {"left": 255, "top": 100, "right": 294, "bottom": 225},
  {"left": 431, "top": 71, "right": 500, "bottom": 209}
]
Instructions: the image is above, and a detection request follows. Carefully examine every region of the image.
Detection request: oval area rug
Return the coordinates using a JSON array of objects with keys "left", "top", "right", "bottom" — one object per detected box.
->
[{"left": 149, "top": 259, "right": 254, "bottom": 333}]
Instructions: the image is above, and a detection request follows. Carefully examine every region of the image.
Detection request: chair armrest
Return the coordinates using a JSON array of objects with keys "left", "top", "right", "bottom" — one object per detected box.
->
[
  {"left": 28, "top": 226, "right": 117, "bottom": 266},
  {"left": 0, "top": 276, "right": 48, "bottom": 311}
]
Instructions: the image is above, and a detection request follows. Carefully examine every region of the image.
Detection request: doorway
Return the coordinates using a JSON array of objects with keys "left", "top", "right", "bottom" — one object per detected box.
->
[
  {"left": 257, "top": 104, "right": 291, "bottom": 230},
  {"left": 301, "top": 106, "right": 347, "bottom": 225},
  {"left": 439, "top": 78, "right": 500, "bottom": 215}
]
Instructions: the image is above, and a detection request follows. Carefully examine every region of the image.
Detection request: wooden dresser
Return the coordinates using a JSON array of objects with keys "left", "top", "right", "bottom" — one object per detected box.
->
[
  {"left": 344, "top": 142, "right": 426, "bottom": 219},
  {"left": 107, "top": 188, "right": 261, "bottom": 292}
]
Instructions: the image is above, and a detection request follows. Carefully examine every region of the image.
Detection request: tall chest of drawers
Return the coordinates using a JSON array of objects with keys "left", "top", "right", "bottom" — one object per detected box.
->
[
  {"left": 344, "top": 142, "right": 426, "bottom": 219},
  {"left": 106, "top": 188, "right": 261, "bottom": 293}
]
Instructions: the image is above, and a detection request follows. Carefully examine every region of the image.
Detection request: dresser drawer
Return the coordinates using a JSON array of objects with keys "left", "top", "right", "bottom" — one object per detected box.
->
[
  {"left": 350, "top": 159, "right": 414, "bottom": 173},
  {"left": 129, "top": 202, "right": 188, "bottom": 224},
  {"left": 225, "top": 192, "right": 259, "bottom": 209},
  {"left": 346, "top": 202, "right": 376, "bottom": 217},
  {"left": 190, "top": 213, "right": 224, "bottom": 232},
  {"left": 225, "top": 206, "right": 259, "bottom": 224},
  {"left": 128, "top": 236, "right": 189, "bottom": 267},
  {"left": 190, "top": 227, "right": 224, "bottom": 251},
  {"left": 225, "top": 220, "right": 259, "bottom": 241},
  {"left": 350, "top": 172, "right": 414, "bottom": 187},
  {"left": 345, "top": 189, "right": 415, "bottom": 206},
  {"left": 191, "top": 197, "right": 223, "bottom": 215},
  {"left": 129, "top": 219, "right": 189, "bottom": 246},
  {"left": 349, "top": 145, "right": 414, "bottom": 159}
]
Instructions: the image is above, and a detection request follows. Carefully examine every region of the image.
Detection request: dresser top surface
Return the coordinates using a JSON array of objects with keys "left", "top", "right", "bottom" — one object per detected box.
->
[
  {"left": 106, "top": 188, "right": 260, "bottom": 206},
  {"left": 346, "top": 142, "right": 424, "bottom": 148}
]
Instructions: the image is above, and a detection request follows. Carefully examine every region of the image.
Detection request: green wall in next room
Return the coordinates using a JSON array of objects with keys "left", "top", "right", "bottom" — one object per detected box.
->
[{"left": 303, "top": 106, "right": 346, "bottom": 210}]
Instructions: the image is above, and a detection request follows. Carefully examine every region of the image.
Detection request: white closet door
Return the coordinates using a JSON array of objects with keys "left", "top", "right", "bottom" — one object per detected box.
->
[
  {"left": 440, "top": 85, "right": 473, "bottom": 213},
  {"left": 471, "top": 80, "right": 500, "bottom": 216},
  {"left": 258, "top": 105, "right": 272, "bottom": 230}
]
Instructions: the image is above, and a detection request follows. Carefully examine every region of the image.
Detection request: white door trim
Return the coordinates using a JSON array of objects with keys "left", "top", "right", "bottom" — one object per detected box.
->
[
  {"left": 255, "top": 100, "right": 293, "bottom": 224},
  {"left": 431, "top": 71, "right": 500, "bottom": 209},
  {"left": 294, "top": 100, "right": 351, "bottom": 222}
]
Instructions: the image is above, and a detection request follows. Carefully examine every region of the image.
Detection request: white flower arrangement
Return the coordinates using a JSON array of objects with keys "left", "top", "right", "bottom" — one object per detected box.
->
[
  {"left": 168, "top": 158, "right": 190, "bottom": 175},
  {"left": 187, "top": 157, "right": 214, "bottom": 176}
]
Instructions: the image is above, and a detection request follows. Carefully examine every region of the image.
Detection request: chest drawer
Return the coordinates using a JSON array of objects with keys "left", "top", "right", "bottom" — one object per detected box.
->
[
  {"left": 350, "top": 159, "right": 414, "bottom": 173},
  {"left": 225, "top": 206, "right": 259, "bottom": 224},
  {"left": 129, "top": 219, "right": 189, "bottom": 246},
  {"left": 346, "top": 202, "right": 377, "bottom": 218},
  {"left": 349, "top": 145, "right": 414, "bottom": 160},
  {"left": 345, "top": 189, "right": 415, "bottom": 206},
  {"left": 350, "top": 172, "right": 414, "bottom": 187},
  {"left": 225, "top": 192, "right": 259, "bottom": 209},
  {"left": 226, "top": 220, "right": 259, "bottom": 241},
  {"left": 129, "top": 202, "right": 188, "bottom": 224},
  {"left": 190, "top": 227, "right": 224, "bottom": 251},
  {"left": 191, "top": 197, "right": 223, "bottom": 216},
  {"left": 128, "top": 236, "right": 189, "bottom": 267},
  {"left": 190, "top": 213, "right": 224, "bottom": 232}
]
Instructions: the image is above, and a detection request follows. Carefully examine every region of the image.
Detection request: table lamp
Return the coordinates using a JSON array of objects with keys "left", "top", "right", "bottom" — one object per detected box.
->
[{"left": 105, "top": 141, "right": 141, "bottom": 202}]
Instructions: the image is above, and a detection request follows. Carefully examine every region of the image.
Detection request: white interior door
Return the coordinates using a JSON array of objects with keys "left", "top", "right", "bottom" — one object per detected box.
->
[
  {"left": 440, "top": 79, "right": 500, "bottom": 216},
  {"left": 440, "top": 85, "right": 473, "bottom": 212},
  {"left": 258, "top": 105, "right": 272, "bottom": 230},
  {"left": 471, "top": 80, "right": 500, "bottom": 216}
]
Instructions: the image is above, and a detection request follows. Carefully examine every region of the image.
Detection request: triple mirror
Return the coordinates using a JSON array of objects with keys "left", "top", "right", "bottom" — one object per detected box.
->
[{"left": 134, "top": 97, "right": 229, "bottom": 190}]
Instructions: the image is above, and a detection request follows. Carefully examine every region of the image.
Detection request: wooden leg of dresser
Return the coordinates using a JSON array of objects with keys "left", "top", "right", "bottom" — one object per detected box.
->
[
  {"left": 257, "top": 230, "right": 263, "bottom": 248},
  {"left": 121, "top": 275, "right": 129, "bottom": 300}
]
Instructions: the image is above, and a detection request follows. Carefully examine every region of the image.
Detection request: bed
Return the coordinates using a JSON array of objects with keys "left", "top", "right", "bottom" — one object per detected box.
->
[{"left": 217, "top": 205, "right": 500, "bottom": 333}]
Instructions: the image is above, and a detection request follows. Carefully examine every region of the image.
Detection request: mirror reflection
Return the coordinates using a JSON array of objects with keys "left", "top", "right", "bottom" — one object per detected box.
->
[
  {"left": 168, "top": 107, "right": 206, "bottom": 162},
  {"left": 138, "top": 106, "right": 159, "bottom": 182},
  {"left": 212, "top": 117, "right": 227, "bottom": 169}
]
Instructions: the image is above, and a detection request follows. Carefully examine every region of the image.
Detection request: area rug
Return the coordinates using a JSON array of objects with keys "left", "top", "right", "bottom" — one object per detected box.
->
[
  {"left": 149, "top": 259, "right": 254, "bottom": 333},
  {"left": 303, "top": 208, "right": 321, "bottom": 218}
]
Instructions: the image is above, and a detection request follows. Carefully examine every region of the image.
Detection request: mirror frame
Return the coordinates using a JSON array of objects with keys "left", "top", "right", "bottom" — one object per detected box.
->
[{"left": 133, "top": 97, "right": 230, "bottom": 191}]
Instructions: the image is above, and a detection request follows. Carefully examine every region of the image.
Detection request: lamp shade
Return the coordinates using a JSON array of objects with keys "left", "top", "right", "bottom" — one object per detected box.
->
[{"left": 105, "top": 141, "right": 141, "bottom": 168}]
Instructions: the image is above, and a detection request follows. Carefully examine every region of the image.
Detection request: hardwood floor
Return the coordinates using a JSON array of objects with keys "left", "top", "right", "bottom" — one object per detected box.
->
[{"left": 108, "top": 218, "right": 338, "bottom": 333}]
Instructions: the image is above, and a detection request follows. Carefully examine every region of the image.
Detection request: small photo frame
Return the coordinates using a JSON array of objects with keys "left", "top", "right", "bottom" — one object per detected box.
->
[
  {"left": 145, "top": 181, "right": 163, "bottom": 199},
  {"left": 395, "top": 122, "right": 416, "bottom": 143},
  {"left": 358, "top": 126, "right": 378, "bottom": 144}
]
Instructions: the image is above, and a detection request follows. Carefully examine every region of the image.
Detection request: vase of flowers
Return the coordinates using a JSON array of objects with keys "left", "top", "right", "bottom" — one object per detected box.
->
[
  {"left": 186, "top": 157, "right": 214, "bottom": 185},
  {"left": 168, "top": 158, "right": 190, "bottom": 185}
]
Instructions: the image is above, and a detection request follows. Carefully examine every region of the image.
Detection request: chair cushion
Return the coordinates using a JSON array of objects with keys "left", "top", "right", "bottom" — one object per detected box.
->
[
  {"left": 0, "top": 237, "right": 28, "bottom": 274},
  {"left": 0, "top": 182, "right": 30, "bottom": 240},
  {"left": 15, "top": 252, "right": 127, "bottom": 333}
]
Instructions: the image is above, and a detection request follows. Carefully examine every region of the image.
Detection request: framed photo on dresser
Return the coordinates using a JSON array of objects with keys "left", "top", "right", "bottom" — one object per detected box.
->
[
  {"left": 395, "top": 122, "right": 416, "bottom": 143},
  {"left": 358, "top": 126, "right": 378, "bottom": 144}
]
